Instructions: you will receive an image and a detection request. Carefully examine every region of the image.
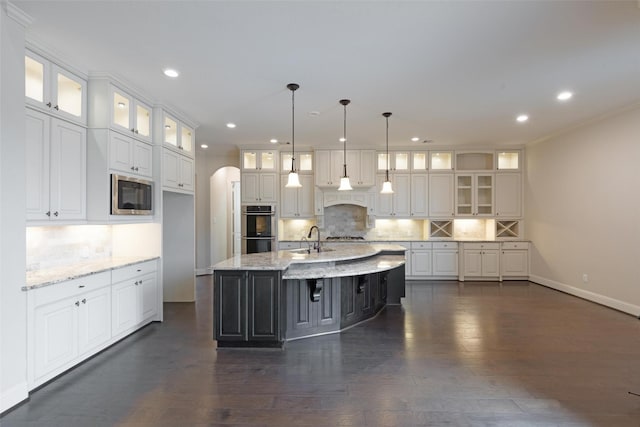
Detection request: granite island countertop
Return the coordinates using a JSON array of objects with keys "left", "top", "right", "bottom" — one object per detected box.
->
[
  {"left": 212, "top": 244, "right": 407, "bottom": 278},
  {"left": 24, "top": 256, "right": 160, "bottom": 291}
]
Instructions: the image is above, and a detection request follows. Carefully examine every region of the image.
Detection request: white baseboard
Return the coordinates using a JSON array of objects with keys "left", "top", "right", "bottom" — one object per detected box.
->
[
  {"left": 529, "top": 274, "right": 640, "bottom": 317},
  {"left": 195, "top": 268, "right": 212, "bottom": 276},
  {"left": 1, "top": 382, "right": 28, "bottom": 414}
]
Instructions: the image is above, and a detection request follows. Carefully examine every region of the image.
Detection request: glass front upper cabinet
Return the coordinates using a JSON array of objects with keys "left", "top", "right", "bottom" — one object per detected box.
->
[
  {"left": 180, "top": 126, "right": 194, "bottom": 154},
  {"left": 377, "top": 152, "right": 409, "bottom": 171},
  {"left": 281, "top": 152, "right": 312, "bottom": 173},
  {"left": 243, "top": 150, "right": 276, "bottom": 171},
  {"left": 411, "top": 151, "right": 428, "bottom": 172},
  {"left": 25, "top": 51, "right": 86, "bottom": 124},
  {"left": 164, "top": 116, "right": 178, "bottom": 147},
  {"left": 430, "top": 151, "right": 453, "bottom": 170},
  {"left": 112, "top": 86, "right": 152, "bottom": 142},
  {"left": 497, "top": 150, "right": 521, "bottom": 170}
]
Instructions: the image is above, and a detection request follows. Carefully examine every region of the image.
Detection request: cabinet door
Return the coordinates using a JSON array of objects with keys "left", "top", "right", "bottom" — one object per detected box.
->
[
  {"left": 331, "top": 151, "right": 345, "bottom": 186},
  {"left": 247, "top": 272, "right": 280, "bottom": 341},
  {"left": 501, "top": 250, "right": 528, "bottom": 276},
  {"left": 109, "top": 132, "right": 134, "bottom": 173},
  {"left": 139, "top": 272, "right": 158, "bottom": 322},
  {"left": 133, "top": 140, "right": 153, "bottom": 178},
  {"left": 26, "top": 109, "right": 51, "bottom": 220},
  {"left": 340, "top": 277, "right": 358, "bottom": 327},
  {"left": 297, "top": 175, "right": 315, "bottom": 217},
  {"left": 314, "top": 151, "right": 332, "bottom": 186},
  {"left": 112, "top": 280, "right": 138, "bottom": 337},
  {"left": 52, "top": 64, "right": 86, "bottom": 124},
  {"left": 410, "top": 250, "right": 432, "bottom": 276},
  {"left": 475, "top": 174, "right": 494, "bottom": 216},
  {"left": 358, "top": 150, "right": 376, "bottom": 186},
  {"left": 241, "top": 173, "right": 260, "bottom": 203},
  {"left": 393, "top": 173, "right": 411, "bottom": 217},
  {"left": 429, "top": 173, "right": 454, "bottom": 217},
  {"left": 78, "top": 286, "right": 111, "bottom": 356},
  {"left": 410, "top": 174, "right": 428, "bottom": 217},
  {"left": 163, "top": 149, "right": 179, "bottom": 189},
  {"left": 259, "top": 173, "right": 278, "bottom": 203},
  {"left": 432, "top": 250, "right": 458, "bottom": 276},
  {"left": 179, "top": 124, "right": 194, "bottom": 155},
  {"left": 133, "top": 99, "right": 152, "bottom": 143},
  {"left": 495, "top": 173, "right": 522, "bottom": 218},
  {"left": 463, "top": 250, "right": 482, "bottom": 276},
  {"left": 34, "top": 298, "right": 78, "bottom": 380},
  {"left": 481, "top": 249, "right": 500, "bottom": 277},
  {"left": 50, "top": 118, "right": 86, "bottom": 220},
  {"left": 111, "top": 87, "right": 133, "bottom": 133},
  {"left": 375, "top": 174, "right": 393, "bottom": 216},
  {"left": 215, "top": 272, "right": 246, "bottom": 341},
  {"left": 25, "top": 52, "right": 51, "bottom": 111},
  {"left": 279, "top": 175, "right": 299, "bottom": 217},
  {"left": 179, "top": 155, "right": 195, "bottom": 191}
]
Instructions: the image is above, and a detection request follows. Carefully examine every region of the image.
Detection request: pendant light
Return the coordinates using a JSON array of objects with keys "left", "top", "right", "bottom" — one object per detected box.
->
[
  {"left": 285, "top": 83, "right": 302, "bottom": 188},
  {"left": 380, "top": 112, "right": 394, "bottom": 194},
  {"left": 338, "top": 99, "right": 353, "bottom": 191}
]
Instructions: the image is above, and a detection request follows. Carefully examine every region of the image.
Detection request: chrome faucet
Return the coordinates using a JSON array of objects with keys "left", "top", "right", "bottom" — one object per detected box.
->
[{"left": 307, "top": 226, "right": 321, "bottom": 253}]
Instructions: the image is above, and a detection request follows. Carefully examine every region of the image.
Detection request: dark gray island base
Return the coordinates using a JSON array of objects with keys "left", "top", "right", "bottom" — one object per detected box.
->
[{"left": 212, "top": 244, "right": 406, "bottom": 348}]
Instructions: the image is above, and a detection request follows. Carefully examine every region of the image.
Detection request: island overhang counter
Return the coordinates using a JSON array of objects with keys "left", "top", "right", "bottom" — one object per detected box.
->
[{"left": 212, "top": 244, "right": 406, "bottom": 348}]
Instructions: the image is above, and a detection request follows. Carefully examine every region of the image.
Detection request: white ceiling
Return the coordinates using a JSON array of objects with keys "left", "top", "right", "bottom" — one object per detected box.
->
[{"left": 14, "top": 1, "right": 640, "bottom": 156}]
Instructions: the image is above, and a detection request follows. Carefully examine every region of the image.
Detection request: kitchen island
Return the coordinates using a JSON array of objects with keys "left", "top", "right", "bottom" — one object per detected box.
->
[{"left": 212, "top": 244, "right": 406, "bottom": 348}]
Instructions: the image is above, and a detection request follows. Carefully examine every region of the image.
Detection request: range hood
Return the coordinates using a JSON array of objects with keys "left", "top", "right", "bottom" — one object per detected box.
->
[{"left": 322, "top": 191, "right": 371, "bottom": 208}]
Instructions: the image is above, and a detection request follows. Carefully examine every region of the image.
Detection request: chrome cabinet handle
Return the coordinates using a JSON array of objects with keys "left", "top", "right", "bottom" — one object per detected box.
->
[
  {"left": 46, "top": 211, "right": 51, "bottom": 217},
  {"left": 46, "top": 102, "right": 52, "bottom": 107},
  {"left": 75, "top": 301, "right": 80, "bottom": 306},
  {"left": 82, "top": 298, "right": 86, "bottom": 304},
  {"left": 54, "top": 105, "right": 59, "bottom": 111},
  {"left": 54, "top": 211, "right": 59, "bottom": 217}
]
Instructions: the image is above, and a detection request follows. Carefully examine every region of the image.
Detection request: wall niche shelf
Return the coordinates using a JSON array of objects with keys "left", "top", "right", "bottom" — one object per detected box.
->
[
  {"left": 430, "top": 220, "right": 453, "bottom": 238},
  {"left": 496, "top": 220, "right": 521, "bottom": 239}
]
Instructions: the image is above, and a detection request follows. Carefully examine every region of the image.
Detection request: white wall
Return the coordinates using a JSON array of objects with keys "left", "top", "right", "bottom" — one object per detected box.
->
[
  {"left": 1, "top": 2, "right": 28, "bottom": 412},
  {"left": 162, "top": 191, "right": 195, "bottom": 302},
  {"left": 525, "top": 105, "right": 640, "bottom": 315},
  {"left": 194, "top": 147, "right": 238, "bottom": 271},
  {"left": 209, "top": 166, "right": 240, "bottom": 266}
]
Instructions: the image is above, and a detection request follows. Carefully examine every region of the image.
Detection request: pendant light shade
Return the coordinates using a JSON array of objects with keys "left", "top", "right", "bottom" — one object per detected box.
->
[
  {"left": 285, "top": 83, "right": 302, "bottom": 188},
  {"left": 380, "top": 112, "right": 394, "bottom": 194},
  {"left": 338, "top": 99, "right": 352, "bottom": 191}
]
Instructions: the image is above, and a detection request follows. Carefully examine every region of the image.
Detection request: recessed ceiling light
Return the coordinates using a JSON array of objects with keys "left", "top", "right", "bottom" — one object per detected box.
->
[
  {"left": 270, "top": 139, "right": 278, "bottom": 144},
  {"left": 516, "top": 114, "right": 529, "bottom": 123},
  {"left": 411, "top": 137, "right": 420, "bottom": 142},
  {"left": 163, "top": 68, "right": 179, "bottom": 78},
  {"left": 200, "top": 144, "right": 208, "bottom": 149},
  {"left": 226, "top": 123, "right": 236, "bottom": 129},
  {"left": 557, "top": 91, "right": 573, "bottom": 101}
]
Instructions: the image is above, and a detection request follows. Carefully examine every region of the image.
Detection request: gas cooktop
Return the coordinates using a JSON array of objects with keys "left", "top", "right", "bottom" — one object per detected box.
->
[{"left": 325, "top": 236, "right": 366, "bottom": 241}]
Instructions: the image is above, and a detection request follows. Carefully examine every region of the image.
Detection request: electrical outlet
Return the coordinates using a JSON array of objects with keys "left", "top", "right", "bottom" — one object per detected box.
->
[{"left": 582, "top": 273, "right": 589, "bottom": 283}]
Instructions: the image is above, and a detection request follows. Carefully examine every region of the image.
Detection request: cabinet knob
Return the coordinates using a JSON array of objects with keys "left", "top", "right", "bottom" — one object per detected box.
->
[
  {"left": 82, "top": 298, "right": 86, "bottom": 304},
  {"left": 54, "top": 105, "right": 59, "bottom": 111},
  {"left": 135, "top": 167, "right": 139, "bottom": 171},
  {"left": 131, "top": 166, "right": 135, "bottom": 170},
  {"left": 135, "top": 129, "right": 139, "bottom": 134},
  {"left": 46, "top": 211, "right": 51, "bottom": 217},
  {"left": 75, "top": 301, "right": 80, "bottom": 306},
  {"left": 131, "top": 128, "right": 135, "bottom": 133},
  {"left": 54, "top": 211, "right": 59, "bottom": 217},
  {"left": 46, "top": 102, "right": 52, "bottom": 108}
]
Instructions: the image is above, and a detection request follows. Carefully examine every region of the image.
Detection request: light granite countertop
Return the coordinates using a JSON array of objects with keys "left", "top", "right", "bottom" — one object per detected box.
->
[
  {"left": 282, "top": 255, "right": 405, "bottom": 280},
  {"left": 212, "top": 243, "right": 407, "bottom": 272},
  {"left": 24, "top": 256, "right": 160, "bottom": 291}
]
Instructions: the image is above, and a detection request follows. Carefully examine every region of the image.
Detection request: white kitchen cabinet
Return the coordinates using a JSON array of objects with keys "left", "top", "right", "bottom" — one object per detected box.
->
[
  {"left": 411, "top": 151, "right": 429, "bottom": 172},
  {"left": 501, "top": 241, "right": 529, "bottom": 278},
  {"left": 455, "top": 151, "right": 494, "bottom": 171},
  {"left": 410, "top": 242, "right": 432, "bottom": 276},
  {"left": 29, "top": 271, "right": 111, "bottom": 387},
  {"left": 112, "top": 260, "right": 158, "bottom": 339},
  {"left": 242, "top": 172, "right": 277, "bottom": 203},
  {"left": 109, "top": 132, "right": 153, "bottom": 178},
  {"left": 429, "top": 151, "right": 453, "bottom": 171},
  {"left": 315, "top": 150, "right": 375, "bottom": 187},
  {"left": 163, "top": 149, "right": 194, "bottom": 193},
  {"left": 428, "top": 173, "right": 454, "bottom": 217},
  {"left": 495, "top": 173, "right": 522, "bottom": 218},
  {"left": 280, "top": 174, "right": 314, "bottom": 218},
  {"left": 377, "top": 151, "right": 410, "bottom": 172},
  {"left": 163, "top": 112, "right": 194, "bottom": 157},
  {"left": 281, "top": 151, "right": 313, "bottom": 173},
  {"left": 497, "top": 150, "right": 521, "bottom": 171},
  {"left": 432, "top": 242, "right": 458, "bottom": 277},
  {"left": 25, "top": 50, "right": 87, "bottom": 125},
  {"left": 375, "top": 173, "right": 410, "bottom": 217},
  {"left": 410, "top": 174, "right": 428, "bottom": 217},
  {"left": 455, "top": 173, "right": 494, "bottom": 216},
  {"left": 26, "top": 108, "right": 86, "bottom": 222},
  {"left": 111, "top": 86, "right": 152, "bottom": 143},
  {"left": 461, "top": 242, "right": 500, "bottom": 280},
  {"left": 242, "top": 150, "right": 277, "bottom": 171}
]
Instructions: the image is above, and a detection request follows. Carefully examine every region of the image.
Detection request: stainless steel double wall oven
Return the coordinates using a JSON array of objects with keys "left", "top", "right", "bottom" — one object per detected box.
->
[{"left": 241, "top": 205, "right": 276, "bottom": 254}]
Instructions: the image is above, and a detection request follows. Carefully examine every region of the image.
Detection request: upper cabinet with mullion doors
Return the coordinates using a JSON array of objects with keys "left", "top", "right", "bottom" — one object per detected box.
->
[
  {"left": 162, "top": 111, "right": 194, "bottom": 157},
  {"left": 25, "top": 50, "right": 87, "bottom": 125},
  {"left": 281, "top": 151, "right": 313, "bottom": 174}
]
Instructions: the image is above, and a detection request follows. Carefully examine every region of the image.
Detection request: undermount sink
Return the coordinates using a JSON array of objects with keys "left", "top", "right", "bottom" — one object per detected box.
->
[{"left": 289, "top": 247, "right": 335, "bottom": 254}]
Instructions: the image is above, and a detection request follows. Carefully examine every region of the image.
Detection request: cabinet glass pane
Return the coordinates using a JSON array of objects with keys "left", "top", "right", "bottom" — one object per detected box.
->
[
  {"left": 299, "top": 153, "right": 312, "bottom": 171},
  {"left": 57, "top": 73, "right": 82, "bottom": 117},
  {"left": 164, "top": 117, "right": 178, "bottom": 146},
  {"left": 395, "top": 153, "right": 409, "bottom": 170},
  {"left": 412, "top": 152, "right": 427, "bottom": 170},
  {"left": 430, "top": 152, "right": 452, "bottom": 170},
  {"left": 243, "top": 152, "right": 257, "bottom": 169},
  {"left": 377, "top": 153, "right": 389, "bottom": 171},
  {"left": 281, "top": 153, "right": 293, "bottom": 171},
  {"left": 457, "top": 176, "right": 472, "bottom": 187},
  {"left": 477, "top": 175, "right": 493, "bottom": 187},
  {"left": 113, "top": 92, "right": 130, "bottom": 129},
  {"left": 261, "top": 152, "right": 275, "bottom": 169},
  {"left": 25, "top": 56, "right": 44, "bottom": 102},
  {"left": 181, "top": 127, "right": 193, "bottom": 152},
  {"left": 136, "top": 105, "right": 151, "bottom": 137},
  {"left": 498, "top": 152, "right": 519, "bottom": 169}
]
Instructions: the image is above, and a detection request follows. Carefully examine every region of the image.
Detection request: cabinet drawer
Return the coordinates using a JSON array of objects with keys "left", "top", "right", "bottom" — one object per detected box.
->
[
  {"left": 411, "top": 241, "right": 431, "bottom": 249},
  {"left": 432, "top": 242, "right": 457, "bottom": 250},
  {"left": 34, "top": 271, "right": 111, "bottom": 307},
  {"left": 384, "top": 241, "right": 411, "bottom": 250},
  {"left": 278, "top": 242, "right": 300, "bottom": 250},
  {"left": 112, "top": 259, "right": 157, "bottom": 283},
  {"left": 501, "top": 242, "right": 529, "bottom": 250},
  {"left": 464, "top": 242, "right": 500, "bottom": 250}
]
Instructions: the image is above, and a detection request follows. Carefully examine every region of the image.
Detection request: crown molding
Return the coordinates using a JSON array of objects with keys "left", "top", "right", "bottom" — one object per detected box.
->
[{"left": 4, "top": 1, "right": 32, "bottom": 27}]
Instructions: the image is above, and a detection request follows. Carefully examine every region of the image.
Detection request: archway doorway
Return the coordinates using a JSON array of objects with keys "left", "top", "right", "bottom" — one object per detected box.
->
[{"left": 209, "top": 166, "right": 240, "bottom": 266}]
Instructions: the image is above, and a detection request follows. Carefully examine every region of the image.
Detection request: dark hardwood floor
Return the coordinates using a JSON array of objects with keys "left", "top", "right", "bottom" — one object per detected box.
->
[{"left": 2, "top": 278, "right": 639, "bottom": 426}]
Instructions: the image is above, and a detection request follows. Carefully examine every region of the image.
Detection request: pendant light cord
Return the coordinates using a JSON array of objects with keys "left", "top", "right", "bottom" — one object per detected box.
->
[
  {"left": 291, "top": 87, "right": 295, "bottom": 173},
  {"left": 340, "top": 99, "right": 350, "bottom": 177}
]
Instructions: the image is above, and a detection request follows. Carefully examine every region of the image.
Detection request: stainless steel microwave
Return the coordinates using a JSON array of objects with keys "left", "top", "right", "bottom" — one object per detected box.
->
[{"left": 111, "top": 174, "right": 153, "bottom": 215}]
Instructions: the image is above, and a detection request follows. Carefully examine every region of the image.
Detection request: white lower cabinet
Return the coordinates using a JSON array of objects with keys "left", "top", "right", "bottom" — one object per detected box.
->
[
  {"left": 29, "top": 271, "right": 111, "bottom": 387},
  {"left": 410, "top": 242, "right": 432, "bottom": 276},
  {"left": 431, "top": 242, "right": 459, "bottom": 277},
  {"left": 501, "top": 241, "right": 529, "bottom": 279},
  {"left": 461, "top": 242, "right": 500, "bottom": 280},
  {"left": 112, "top": 260, "right": 158, "bottom": 339}
]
